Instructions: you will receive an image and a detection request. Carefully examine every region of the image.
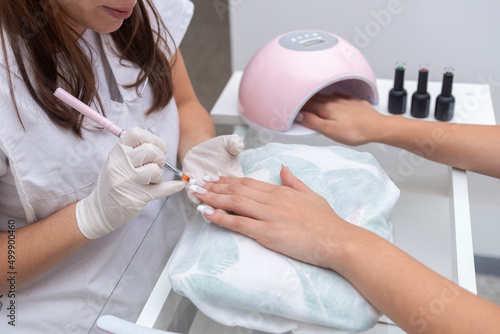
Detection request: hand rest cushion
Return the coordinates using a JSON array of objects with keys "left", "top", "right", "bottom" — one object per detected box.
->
[{"left": 168, "top": 143, "right": 400, "bottom": 333}]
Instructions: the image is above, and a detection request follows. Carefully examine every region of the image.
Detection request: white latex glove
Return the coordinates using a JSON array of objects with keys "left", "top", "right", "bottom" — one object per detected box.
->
[
  {"left": 182, "top": 135, "right": 245, "bottom": 204},
  {"left": 76, "top": 127, "right": 186, "bottom": 239}
]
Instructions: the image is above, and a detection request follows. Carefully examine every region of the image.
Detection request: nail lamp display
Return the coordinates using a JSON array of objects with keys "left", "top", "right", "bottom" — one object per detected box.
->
[{"left": 238, "top": 30, "right": 379, "bottom": 136}]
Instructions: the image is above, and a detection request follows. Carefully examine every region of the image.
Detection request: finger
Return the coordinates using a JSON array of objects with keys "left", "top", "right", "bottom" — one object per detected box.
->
[
  {"left": 223, "top": 134, "right": 245, "bottom": 155},
  {"left": 120, "top": 127, "right": 168, "bottom": 153},
  {"left": 134, "top": 163, "right": 164, "bottom": 184},
  {"left": 200, "top": 206, "right": 268, "bottom": 241},
  {"left": 297, "top": 111, "right": 334, "bottom": 133},
  {"left": 280, "top": 165, "right": 315, "bottom": 195},
  {"left": 199, "top": 181, "right": 274, "bottom": 209},
  {"left": 301, "top": 99, "right": 343, "bottom": 120},
  {"left": 185, "top": 184, "right": 202, "bottom": 205},
  {"left": 305, "top": 93, "right": 331, "bottom": 104},
  {"left": 148, "top": 180, "right": 186, "bottom": 200},
  {"left": 196, "top": 185, "right": 273, "bottom": 219},
  {"left": 301, "top": 99, "right": 331, "bottom": 116},
  {"left": 332, "top": 92, "right": 357, "bottom": 100},
  {"left": 126, "top": 142, "right": 167, "bottom": 168},
  {"left": 213, "top": 176, "right": 277, "bottom": 193}
]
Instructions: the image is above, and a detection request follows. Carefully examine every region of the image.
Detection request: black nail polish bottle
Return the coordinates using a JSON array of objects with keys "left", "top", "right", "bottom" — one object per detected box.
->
[
  {"left": 388, "top": 61, "right": 407, "bottom": 114},
  {"left": 411, "top": 64, "right": 431, "bottom": 118},
  {"left": 435, "top": 67, "right": 455, "bottom": 121}
]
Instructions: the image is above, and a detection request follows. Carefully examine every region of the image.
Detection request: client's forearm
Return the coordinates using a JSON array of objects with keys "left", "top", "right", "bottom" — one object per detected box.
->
[
  {"left": 331, "top": 225, "right": 500, "bottom": 334},
  {"left": 376, "top": 116, "right": 500, "bottom": 178}
]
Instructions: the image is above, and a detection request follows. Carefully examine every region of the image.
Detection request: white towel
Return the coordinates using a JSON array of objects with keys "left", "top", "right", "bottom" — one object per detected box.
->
[{"left": 167, "top": 143, "right": 400, "bottom": 333}]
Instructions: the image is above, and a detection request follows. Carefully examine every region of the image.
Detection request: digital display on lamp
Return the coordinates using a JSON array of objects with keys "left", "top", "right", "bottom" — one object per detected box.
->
[
  {"left": 300, "top": 37, "right": 325, "bottom": 47},
  {"left": 279, "top": 31, "right": 338, "bottom": 51}
]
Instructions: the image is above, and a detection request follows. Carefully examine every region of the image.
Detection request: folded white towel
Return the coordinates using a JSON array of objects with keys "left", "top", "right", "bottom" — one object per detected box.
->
[{"left": 168, "top": 143, "right": 400, "bottom": 333}]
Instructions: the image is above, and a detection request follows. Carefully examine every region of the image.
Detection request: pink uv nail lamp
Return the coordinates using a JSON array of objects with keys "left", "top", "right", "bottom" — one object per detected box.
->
[{"left": 238, "top": 30, "right": 379, "bottom": 136}]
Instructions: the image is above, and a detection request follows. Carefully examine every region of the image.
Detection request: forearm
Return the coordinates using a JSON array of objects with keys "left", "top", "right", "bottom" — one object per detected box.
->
[
  {"left": 170, "top": 50, "right": 215, "bottom": 162},
  {"left": 177, "top": 100, "right": 215, "bottom": 162},
  {"left": 376, "top": 116, "right": 500, "bottom": 177},
  {"left": 332, "top": 225, "right": 500, "bottom": 334},
  {"left": 0, "top": 203, "right": 91, "bottom": 294}
]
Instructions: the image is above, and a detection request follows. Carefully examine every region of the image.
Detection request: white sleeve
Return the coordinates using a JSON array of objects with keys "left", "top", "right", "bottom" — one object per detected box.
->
[
  {"left": 0, "top": 145, "right": 8, "bottom": 177},
  {"left": 152, "top": 0, "right": 194, "bottom": 50},
  {"left": 0, "top": 64, "right": 10, "bottom": 178}
]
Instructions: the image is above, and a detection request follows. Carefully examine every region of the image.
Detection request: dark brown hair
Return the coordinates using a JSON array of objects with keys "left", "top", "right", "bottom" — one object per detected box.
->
[{"left": 0, "top": 0, "right": 174, "bottom": 136}]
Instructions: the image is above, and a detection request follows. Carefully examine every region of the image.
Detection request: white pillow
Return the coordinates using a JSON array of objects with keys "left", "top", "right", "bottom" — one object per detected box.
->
[{"left": 167, "top": 143, "right": 400, "bottom": 333}]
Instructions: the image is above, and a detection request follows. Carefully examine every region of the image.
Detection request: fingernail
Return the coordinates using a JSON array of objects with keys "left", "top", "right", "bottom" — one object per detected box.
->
[
  {"left": 295, "top": 112, "right": 304, "bottom": 123},
  {"left": 189, "top": 185, "right": 208, "bottom": 194},
  {"left": 188, "top": 179, "right": 207, "bottom": 186},
  {"left": 281, "top": 162, "right": 289, "bottom": 170},
  {"left": 194, "top": 179, "right": 207, "bottom": 186},
  {"left": 203, "top": 175, "right": 220, "bottom": 182},
  {"left": 197, "top": 205, "right": 214, "bottom": 215}
]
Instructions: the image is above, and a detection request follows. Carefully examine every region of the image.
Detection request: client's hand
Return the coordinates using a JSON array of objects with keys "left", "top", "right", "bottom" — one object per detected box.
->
[
  {"left": 298, "top": 94, "right": 387, "bottom": 146},
  {"left": 194, "top": 165, "right": 353, "bottom": 269}
]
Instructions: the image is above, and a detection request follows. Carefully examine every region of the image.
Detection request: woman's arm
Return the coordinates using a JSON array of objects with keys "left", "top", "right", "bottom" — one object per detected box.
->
[
  {"left": 0, "top": 204, "right": 91, "bottom": 294},
  {"left": 299, "top": 95, "right": 500, "bottom": 178},
  {"left": 172, "top": 50, "right": 216, "bottom": 162},
  {"left": 338, "top": 222, "right": 500, "bottom": 334},
  {"left": 0, "top": 128, "right": 184, "bottom": 294},
  {"left": 194, "top": 169, "right": 500, "bottom": 334}
]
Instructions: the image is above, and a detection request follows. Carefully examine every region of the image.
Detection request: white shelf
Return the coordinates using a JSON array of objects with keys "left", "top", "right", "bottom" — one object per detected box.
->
[{"left": 211, "top": 71, "right": 496, "bottom": 126}]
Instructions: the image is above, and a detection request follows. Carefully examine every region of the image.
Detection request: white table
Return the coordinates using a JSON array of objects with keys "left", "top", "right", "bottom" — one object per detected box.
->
[{"left": 134, "top": 72, "right": 496, "bottom": 334}]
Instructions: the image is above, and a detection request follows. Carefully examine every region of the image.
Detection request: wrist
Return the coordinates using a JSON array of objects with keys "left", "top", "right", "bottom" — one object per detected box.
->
[
  {"left": 324, "top": 223, "right": 379, "bottom": 275},
  {"left": 314, "top": 220, "right": 361, "bottom": 272},
  {"left": 369, "top": 114, "right": 406, "bottom": 145},
  {"left": 178, "top": 135, "right": 214, "bottom": 164},
  {"left": 332, "top": 225, "right": 400, "bottom": 286},
  {"left": 76, "top": 194, "right": 108, "bottom": 239}
]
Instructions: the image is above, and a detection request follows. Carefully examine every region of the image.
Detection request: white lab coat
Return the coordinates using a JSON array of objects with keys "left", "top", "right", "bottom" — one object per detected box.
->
[{"left": 0, "top": 0, "right": 194, "bottom": 332}]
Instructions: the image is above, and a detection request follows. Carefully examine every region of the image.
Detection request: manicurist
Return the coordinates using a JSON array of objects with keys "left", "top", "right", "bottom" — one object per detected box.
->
[{"left": 0, "top": 0, "right": 243, "bottom": 332}]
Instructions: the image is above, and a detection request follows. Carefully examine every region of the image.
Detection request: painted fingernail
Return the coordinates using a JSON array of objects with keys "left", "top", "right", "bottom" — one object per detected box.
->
[
  {"left": 188, "top": 179, "right": 207, "bottom": 186},
  {"left": 203, "top": 175, "right": 220, "bottom": 182},
  {"left": 197, "top": 205, "right": 214, "bottom": 215},
  {"left": 196, "top": 180, "right": 207, "bottom": 186},
  {"left": 189, "top": 185, "right": 208, "bottom": 194}
]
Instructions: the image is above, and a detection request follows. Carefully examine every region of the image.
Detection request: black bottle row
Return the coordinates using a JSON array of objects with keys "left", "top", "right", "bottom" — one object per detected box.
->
[{"left": 388, "top": 62, "right": 455, "bottom": 121}]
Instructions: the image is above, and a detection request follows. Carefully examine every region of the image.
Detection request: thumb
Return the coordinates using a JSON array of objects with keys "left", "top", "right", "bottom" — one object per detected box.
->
[
  {"left": 280, "top": 164, "right": 315, "bottom": 194},
  {"left": 297, "top": 111, "right": 330, "bottom": 133},
  {"left": 148, "top": 180, "right": 186, "bottom": 200}
]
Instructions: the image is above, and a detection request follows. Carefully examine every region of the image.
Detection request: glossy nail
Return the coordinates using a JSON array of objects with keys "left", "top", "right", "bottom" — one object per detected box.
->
[
  {"left": 197, "top": 205, "right": 214, "bottom": 215},
  {"left": 203, "top": 175, "right": 220, "bottom": 182},
  {"left": 281, "top": 162, "right": 290, "bottom": 171},
  {"left": 189, "top": 185, "right": 208, "bottom": 195},
  {"left": 188, "top": 179, "right": 207, "bottom": 187}
]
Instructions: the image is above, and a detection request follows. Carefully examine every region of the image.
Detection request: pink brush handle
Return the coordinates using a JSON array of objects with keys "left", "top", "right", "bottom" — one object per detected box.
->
[{"left": 54, "top": 87, "right": 125, "bottom": 138}]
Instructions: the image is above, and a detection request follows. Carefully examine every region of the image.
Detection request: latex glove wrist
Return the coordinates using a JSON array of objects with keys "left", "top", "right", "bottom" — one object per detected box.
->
[
  {"left": 182, "top": 135, "right": 245, "bottom": 204},
  {"left": 76, "top": 127, "right": 185, "bottom": 239}
]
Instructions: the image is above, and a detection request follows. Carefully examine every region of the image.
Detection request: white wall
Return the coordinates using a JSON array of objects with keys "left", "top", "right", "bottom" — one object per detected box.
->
[
  {"left": 228, "top": 0, "right": 500, "bottom": 258},
  {"left": 230, "top": 0, "right": 500, "bottom": 109}
]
